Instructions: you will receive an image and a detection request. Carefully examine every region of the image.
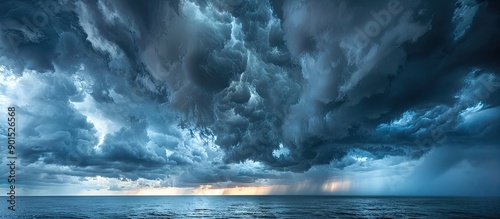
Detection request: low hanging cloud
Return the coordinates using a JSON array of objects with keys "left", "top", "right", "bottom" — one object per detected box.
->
[{"left": 0, "top": 0, "right": 499, "bottom": 194}]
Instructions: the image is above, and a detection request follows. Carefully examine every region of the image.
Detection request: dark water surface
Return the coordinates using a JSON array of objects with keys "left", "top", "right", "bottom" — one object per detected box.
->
[{"left": 2, "top": 196, "right": 499, "bottom": 218}]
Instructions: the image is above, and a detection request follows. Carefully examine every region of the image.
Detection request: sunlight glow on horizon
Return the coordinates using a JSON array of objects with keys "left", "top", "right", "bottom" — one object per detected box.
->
[
  {"left": 132, "top": 185, "right": 286, "bottom": 196},
  {"left": 131, "top": 180, "right": 351, "bottom": 196}
]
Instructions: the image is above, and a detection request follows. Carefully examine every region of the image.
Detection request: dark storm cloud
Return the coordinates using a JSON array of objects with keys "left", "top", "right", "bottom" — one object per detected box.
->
[
  {"left": 0, "top": 0, "right": 499, "bottom": 190},
  {"left": 0, "top": 0, "right": 186, "bottom": 183},
  {"left": 0, "top": 70, "right": 178, "bottom": 182},
  {"left": 274, "top": 0, "right": 500, "bottom": 169}
]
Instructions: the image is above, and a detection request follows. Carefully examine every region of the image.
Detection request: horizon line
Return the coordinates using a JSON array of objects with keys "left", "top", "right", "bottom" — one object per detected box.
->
[{"left": 5, "top": 194, "right": 500, "bottom": 197}]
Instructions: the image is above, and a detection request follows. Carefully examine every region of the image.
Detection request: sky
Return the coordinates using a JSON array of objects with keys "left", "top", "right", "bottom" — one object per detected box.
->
[{"left": 0, "top": 0, "right": 499, "bottom": 196}]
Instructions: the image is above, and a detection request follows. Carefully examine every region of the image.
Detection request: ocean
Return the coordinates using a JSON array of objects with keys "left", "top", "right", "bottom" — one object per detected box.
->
[{"left": 2, "top": 196, "right": 499, "bottom": 218}]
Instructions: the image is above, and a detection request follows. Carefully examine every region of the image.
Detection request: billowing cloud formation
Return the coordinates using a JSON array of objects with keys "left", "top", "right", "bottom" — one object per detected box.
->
[{"left": 0, "top": 0, "right": 499, "bottom": 195}]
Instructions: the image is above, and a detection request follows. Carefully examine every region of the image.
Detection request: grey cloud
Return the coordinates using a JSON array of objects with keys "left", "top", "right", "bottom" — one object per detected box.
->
[{"left": 0, "top": 0, "right": 499, "bottom": 193}]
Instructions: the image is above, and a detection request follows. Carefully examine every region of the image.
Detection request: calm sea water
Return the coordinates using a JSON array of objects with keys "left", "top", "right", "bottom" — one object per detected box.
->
[{"left": 1, "top": 196, "right": 499, "bottom": 218}]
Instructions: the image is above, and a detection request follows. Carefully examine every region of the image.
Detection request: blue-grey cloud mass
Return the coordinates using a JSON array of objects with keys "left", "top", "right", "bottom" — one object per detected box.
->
[{"left": 0, "top": 0, "right": 499, "bottom": 195}]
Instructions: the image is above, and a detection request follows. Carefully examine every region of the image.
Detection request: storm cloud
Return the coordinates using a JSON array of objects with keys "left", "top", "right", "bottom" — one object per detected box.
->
[{"left": 0, "top": 0, "right": 499, "bottom": 195}]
